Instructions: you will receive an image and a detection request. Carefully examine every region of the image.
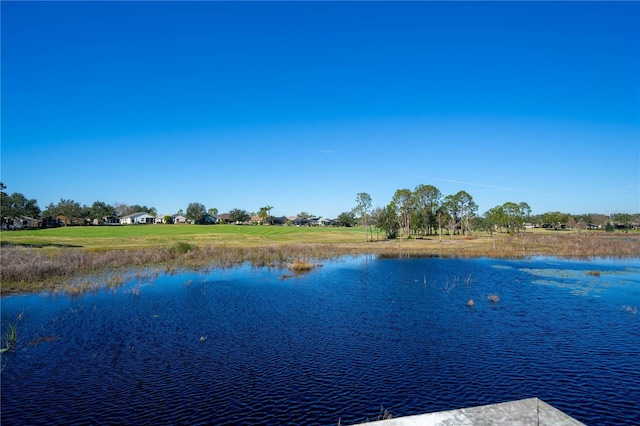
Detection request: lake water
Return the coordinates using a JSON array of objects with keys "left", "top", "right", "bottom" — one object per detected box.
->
[{"left": 1, "top": 256, "right": 639, "bottom": 425}]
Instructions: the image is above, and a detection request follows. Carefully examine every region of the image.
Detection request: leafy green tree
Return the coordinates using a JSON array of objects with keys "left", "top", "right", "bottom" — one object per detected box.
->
[
  {"left": 441, "top": 191, "right": 477, "bottom": 237},
  {"left": 377, "top": 203, "right": 400, "bottom": 239},
  {"left": 186, "top": 202, "right": 206, "bottom": 222},
  {"left": 44, "top": 199, "right": 83, "bottom": 220},
  {"left": 435, "top": 205, "right": 449, "bottom": 242},
  {"left": 518, "top": 202, "right": 531, "bottom": 225},
  {"left": 354, "top": 192, "right": 372, "bottom": 241},
  {"left": 1, "top": 188, "right": 41, "bottom": 226},
  {"left": 413, "top": 184, "right": 441, "bottom": 235},
  {"left": 456, "top": 191, "right": 477, "bottom": 236},
  {"left": 88, "top": 201, "right": 116, "bottom": 222},
  {"left": 392, "top": 189, "right": 413, "bottom": 238},
  {"left": 336, "top": 211, "right": 357, "bottom": 227},
  {"left": 113, "top": 203, "right": 152, "bottom": 217},
  {"left": 471, "top": 216, "right": 491, "bottom": 233},
  {"left": 128, "top": 204, "right": 151, "bottom": 215},
  {"left": 442, "top": 194, "right": 459, "bottom": 238},
  {"left": 542, "top": 211, "right": 569, "bottom": 230},
  {"left": 258, "top": 205, "right": 273, "bottom": 224},
  {"left": 484, "top": 205, "right": 505, "bottom": 234},
  {"left": 0, "top": 183, "right": 8, "bottom": 219},
  {"left": 163, "top": 215, "right": 172, "bottom": 224},
  {"left": 370, "top": 206, "right": 385, "bottom": 241},
  {"left": 229, "top": 208, "right": 250, "bottom": 223},
  {"left": 208, "top": 208, "right": 218, "bottom": 216}
]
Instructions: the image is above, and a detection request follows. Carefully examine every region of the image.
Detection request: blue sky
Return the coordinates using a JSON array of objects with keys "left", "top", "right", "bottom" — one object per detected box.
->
[{"left": 2, "top": 1, "right": 638, "bottom": 218}]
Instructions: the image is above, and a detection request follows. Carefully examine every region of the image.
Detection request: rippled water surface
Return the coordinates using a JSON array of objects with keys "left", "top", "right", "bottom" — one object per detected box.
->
[{"left": 2, "top": 256, "right": 639, "bottom": 425}]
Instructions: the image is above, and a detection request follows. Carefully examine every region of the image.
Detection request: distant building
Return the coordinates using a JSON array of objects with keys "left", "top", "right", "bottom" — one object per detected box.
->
[{"left": 120, "top": 212, "right": 155, "bottom": 225}]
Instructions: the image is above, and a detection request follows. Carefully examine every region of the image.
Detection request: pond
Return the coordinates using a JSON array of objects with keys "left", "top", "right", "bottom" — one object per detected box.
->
[{"left": 1, "top": 256, "right": 639, "bottom": 425}]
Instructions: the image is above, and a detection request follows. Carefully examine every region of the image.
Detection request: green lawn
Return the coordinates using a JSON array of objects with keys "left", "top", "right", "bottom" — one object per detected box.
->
[{"left": 0, "top": 224, "right": 368, "bottom": 250}]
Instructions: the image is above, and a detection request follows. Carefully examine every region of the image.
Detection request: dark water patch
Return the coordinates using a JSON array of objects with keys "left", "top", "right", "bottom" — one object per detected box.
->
[{"left": 1, "top": 256, "right": 639, "bottom": 425}]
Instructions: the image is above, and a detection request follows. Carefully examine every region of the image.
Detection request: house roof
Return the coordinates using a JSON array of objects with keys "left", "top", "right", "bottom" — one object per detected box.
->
[{"left": 121, "top": 212, "right": 152, "bottom": 219}]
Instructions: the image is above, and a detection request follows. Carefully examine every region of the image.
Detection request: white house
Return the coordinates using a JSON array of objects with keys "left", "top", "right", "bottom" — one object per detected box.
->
[
  {"left": 120, "top": 212, "right": 155, "bottom": 225},
  {"left": 308, "top": 217, "right": 333, "bottom": 226},
  {"left": 171, "top": 214, "right": 187, "bottom": 224}
]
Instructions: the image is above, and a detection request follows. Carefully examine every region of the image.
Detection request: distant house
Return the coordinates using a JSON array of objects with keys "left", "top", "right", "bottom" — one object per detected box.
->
[
  {"left": 272, "top": 216, "right": 288, "bottom": 225},
  {"left": 22, "top": 216, "right": 41, "bottom": 229},
  {"left": 57, "top": 214, "right": 83, "bottom": 226},
  {"left": 120, "top": 212, "right": 155, "bottom": 225},
  {"left": 171, "top": 214, "right": 187, "bottom": 224},
  {"left": 196, "top": 214, "right": 218, "bottom": 225},
  {"left": 5, "top": 216, "right": 41, "bottom": 230},
  {"left": 41, "top": 216, "right": 64, "bottom": 228},
  {"left": 216, "top": 213, "right": 231, "bottom": 224},
  {"left": 90, "top": 216, "right": 121, "bottom": 226},
  {"left": 104, "top": 216, "right": 120, "bottom": 225},
  {"left": 292, "top": 217, "right": 310, "bottom": 226},
  {"left": 308, "top": 217, "right": 335, "bottom": 226}
]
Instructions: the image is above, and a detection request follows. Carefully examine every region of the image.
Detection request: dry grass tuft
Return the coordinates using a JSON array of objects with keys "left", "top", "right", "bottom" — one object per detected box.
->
[{"left": 288, "top": 259, "right": 317, "bottom": 272}]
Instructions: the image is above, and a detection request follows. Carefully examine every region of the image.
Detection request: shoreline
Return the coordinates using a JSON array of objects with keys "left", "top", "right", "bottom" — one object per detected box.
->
[{"left": 2, "top": 232, "right": 639, "bottom": 295}]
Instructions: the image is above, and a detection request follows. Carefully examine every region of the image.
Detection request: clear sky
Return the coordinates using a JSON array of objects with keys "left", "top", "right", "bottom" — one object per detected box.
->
[{"left": 2, "top": 1, "right": 638, "bottom": 218}]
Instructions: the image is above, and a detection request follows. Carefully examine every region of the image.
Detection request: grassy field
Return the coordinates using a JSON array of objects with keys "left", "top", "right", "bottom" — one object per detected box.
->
[
  {"left": 1, "top": 224, "right": 639, "bottom": 294},
  {"left": 0, "top": 224, "right": 369, "bottom": 249}
]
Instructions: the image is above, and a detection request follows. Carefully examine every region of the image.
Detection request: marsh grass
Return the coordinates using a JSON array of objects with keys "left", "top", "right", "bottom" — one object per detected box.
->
[
  {"left": 1, "top": 311, "right": 23, "bottom": 353},
  {"left": 1, "top": 323, "right": 17, "bottom": 352},
  {"left": 1, "top": 229, "right": 638, "bottom": 294},
  {"left": 288, "top": 259, "right": 317, "bottom": 272}
]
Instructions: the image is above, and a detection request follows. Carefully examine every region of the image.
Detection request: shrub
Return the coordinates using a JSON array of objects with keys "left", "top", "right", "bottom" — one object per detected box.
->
[{"left": 171, "top": 241, "right": 196, "bottom": 254}]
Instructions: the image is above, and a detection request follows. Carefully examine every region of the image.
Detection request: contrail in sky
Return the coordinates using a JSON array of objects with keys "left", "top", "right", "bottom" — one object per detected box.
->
[{"left": 436, "top": 178, "right": 558, "bottom": 197}]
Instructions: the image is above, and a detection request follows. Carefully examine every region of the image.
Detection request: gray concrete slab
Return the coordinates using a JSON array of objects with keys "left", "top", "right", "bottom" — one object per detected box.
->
[{"left": 359, "top": 398, "right": 585, "bottom": 426}]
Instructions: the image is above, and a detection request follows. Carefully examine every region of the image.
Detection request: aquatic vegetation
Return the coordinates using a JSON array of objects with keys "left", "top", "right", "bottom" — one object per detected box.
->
[
  {"left": 1, "top": 310, "right": 24, "bottom": 353},
  {"left": 1, "top": 324, "right": 17, "bottom": 352},
  {"left": 3, "top": 231, "right": 639, "bottom": 294},
  {"left": 586, "top": 270, "right": 601, "bottom": 277},
  {"left": 444, "top": 276, "right": 458, "bottom": 292},
  {"left": 288, "top": 259, "right": 317, "bottom": 272},
  {"left": 26, "top": 335, "right": 60, "bottom": 347},
  {"left": 488, "top": 294, "right": 500, "bottom": 303},
  {"left": 377, "top": 405, "right": 393, "bottom": 420}
]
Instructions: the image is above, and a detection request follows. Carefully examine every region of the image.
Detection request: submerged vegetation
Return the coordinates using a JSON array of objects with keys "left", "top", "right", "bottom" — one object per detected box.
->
[{"left": 1, "top": 226, "right": 639, "bottom": 294}]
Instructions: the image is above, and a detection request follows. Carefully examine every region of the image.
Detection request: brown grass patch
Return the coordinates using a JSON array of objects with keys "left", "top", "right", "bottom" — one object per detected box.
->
[{"left": 1, "top": 231, "right": 638, "bottom": 294}]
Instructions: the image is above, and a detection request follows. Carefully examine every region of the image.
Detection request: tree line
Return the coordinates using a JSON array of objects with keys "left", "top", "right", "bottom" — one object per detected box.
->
[
  {"left": 346, "top": 186, "right": 638, "bottom": 240},
  {"left": 1, "top": 182, "right": 637, "bottom": 233}
]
